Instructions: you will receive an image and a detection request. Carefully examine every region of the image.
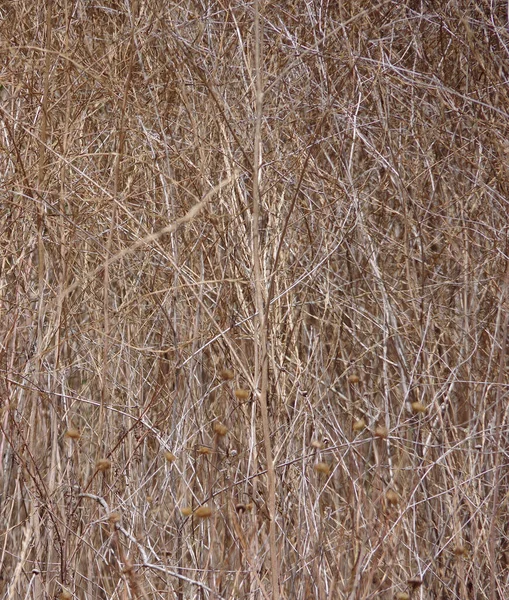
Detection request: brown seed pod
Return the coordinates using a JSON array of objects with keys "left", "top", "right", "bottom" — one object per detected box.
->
[
  {"left": 213, "top": 421, "right": 228, "bottom": 436},
  {"left": 96, "top": 459, "right": 111, "bottom": 472},
  {"left": 219, "top": 368, "right": 234, "bottom": 381},
  {"left": 234, "top": 388, "right": 250, "bottom": 400},
  {"left": 195, "top": 505, "right": 213, "bottom": 518},
  {"left": 374, "top": 425, "right": 388, "bottom": 439},
  {"left": 108, "top": 512, "right": 121, "bottom": 525},
  {"left": 395, "top": 593, "right": 410, "bottom": 600},
  {"left": 314, "top": 462, "right": 331, "bottom": 475},
  {"left": 181, "top": 506, "right": 193, "bottom": 516},
  {"left": 59, "top": 590, "right": 72, "bottom": 600},
  {"left": 164, "top": 451, "right": 176, "bottom": 463},
  {"left": 411, "top": 401, "right": 427, "bottom": 414},
  {"left": 353, "top": 418, "right": 366, "bottom": 432},
  {"left": 197, "top": 446, "right": 213, "bottom": 455},
  {"left": 386, "top": 489, "right": 399, "bottom": 505},
  {"left": 65, "top": 427, "right": 81, "bottom": 440},
  {"left": 122, "top": 560, "right": 135, "bottom": 575},
  {"left": 348, "top": 374, "right": 360, "bottom": 384},
  {"left": 454, "top": 545, "right": 468, "bottom": 557}
]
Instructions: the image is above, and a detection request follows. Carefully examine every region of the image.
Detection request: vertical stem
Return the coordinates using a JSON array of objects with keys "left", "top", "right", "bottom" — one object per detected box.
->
[
  {"left": 36, "top": 0, "right": 54, "bottom": 583},
  {"left": 36, "top": 0, "right": 52, "bottom": 363},
  {"left": 99, "top": 6, "right": 137, "bottom": 448},
  {"left": 489, "top": 259, "right": 509, "bottom": 600},
  {"left": 252, "top": 2, "right": 279, "bottom": 598}
]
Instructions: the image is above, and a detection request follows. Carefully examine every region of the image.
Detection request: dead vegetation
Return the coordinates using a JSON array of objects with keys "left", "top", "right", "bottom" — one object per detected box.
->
[{"left": 1, "top": 1, "right": 509, "bottom": 599}]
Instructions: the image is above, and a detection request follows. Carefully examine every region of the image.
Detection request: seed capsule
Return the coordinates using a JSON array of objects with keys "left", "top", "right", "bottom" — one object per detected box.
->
[
  {"left": 374, "top": 425, "right": 388, "bottom": 438},
  {"left": 65, "top": 428, "right": 81, "bottom": 440},
  {"left": 195, "top": 506, "right": 213, "bottom": 518},
  {"left": 213, "top": 422, "right": 228, "bottom": 436},
  {"left": 386, "top": 489, "right": 399, "bottom": 505},
  {"left": 96, "top": 459, "right": 111, "bottom": 472},
  {"left": 314, "top": 462, "right": 331, "bottom": 475},
  {"left": 164, "top": 451, "right": 176, "bottom": 462},
  {"left": 353, "top": 418, "right": 366, "bottom": 432},
  {"left": 219, "top": 369, "right": 234, "bottom": 380}
]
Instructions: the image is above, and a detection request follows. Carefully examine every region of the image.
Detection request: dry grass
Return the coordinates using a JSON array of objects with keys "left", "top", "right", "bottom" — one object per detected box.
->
[{"left": 1, "top": 1, "right": 509, "bottom": 599}]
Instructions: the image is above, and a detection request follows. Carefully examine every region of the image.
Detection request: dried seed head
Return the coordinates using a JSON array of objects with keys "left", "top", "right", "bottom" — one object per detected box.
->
[
  {"left": 311, "top": 439, "right": 324, "bottom": 449},
  {"left": 348, "top": 374, "right": 360, "bottom": 384},
  {"left": 108, "top": 512, "right": 121, "bottom": 525},
  {"left": 65, "top": 427, "right": 81, "bottom": 440},
  {"left": 219, "top": 368, "right": 234, "bottom": 381},
  {"left": 164, "top": 451, "right": 177, "bottom": 463},
  {"left": 122, "top": 560, "right": 135, "bottom": 575},
  {"left": 195, "top": 505, "right": 213, "bottom": 518},
  {"left": 314, "top": 462, "right": 331, "bottom": 475},
  {"left": 411, "top": 401, "right": 427, "bottom": 414},
  {"left": 96, "top": 459, "right": 111, "bottom": 472},
  {"left": 374, "top": 425, "right": 388, "bottom": 439},
  {"left": 59, "top": 590, "right": 72, "bottom": 600},
  {"left": 213, "top": 421, "right": 228, "bottom": 436},
  {"left": 234, "top": 388, "right": 250, "bottom": 400},
  {"left": 454, "top": 545, "right": 468, "bottom": 557},
  {"left": 197, "top": 446, "right": 213, "bottom": 455},
  {"left": 386, "top": 489, "right": 399, "bottom": 505},
  {"left": 181, "top": 507, "right": 193, "bottom": 516},
  {"left": 353, "top": 418, "right": 366, "bottom": 432},
  {"left": 395, "top": 593, "right": 410, "bottom": 600}
]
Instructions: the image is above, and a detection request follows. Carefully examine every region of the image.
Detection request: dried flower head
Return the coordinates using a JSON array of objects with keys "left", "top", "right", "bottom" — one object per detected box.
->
[
  {"left": 108, "top": 512, "right": 121, "bottom": 525},
  {"left": 59, "top": 590, "right": 72, "bottom": 600},
  {"left": 195, "top": 505, "right": 213, "bottom": 518},
  {"left": 96, "top": 459, "right": 111, "bottom": 472},
  {"left": 197, "top": 446, "right": 213, "bottom": 455},
  {"left": 234, "top": 388, "right": 250, "bottom": 400},
  {"left": 374, "top": 425, "right": 388, "bottom": 438},
  {"left": 411, "top": 401, "right": 427, "bottom": 414},
  {"left": 219, "top": 368, "right": 235, "bottom": 380},
  {"left": 314, "top": 462, "right": 331, "bottom": 475},
  {"left": 348, "top": 374, "right": 360, "bottom": 383},
  {"left": 454, "top": 545, "right": 468, "bottom": 557},
  {"left": 213, "top": 421, "right": 228, "bottom": 436},
  {"left": 386, "top": 489, "right": 399, "bottom": 505},
  {"left": 353, "top": 418, "right": 366, "bottom": 432},
  {"left": 164, "top": 451, "right": 177, "bottom": 463},
  {"left": 65, "top": 427, "right": 81, "bottom": 440},
  {"left": 181, "top": 507, "right": 193, "bottom": 516}
]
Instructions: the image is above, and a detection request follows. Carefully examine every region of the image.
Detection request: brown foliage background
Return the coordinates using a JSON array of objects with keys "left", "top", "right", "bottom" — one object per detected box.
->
[{"left": 1, "top": 1, "right": 509, "bottom": 599}]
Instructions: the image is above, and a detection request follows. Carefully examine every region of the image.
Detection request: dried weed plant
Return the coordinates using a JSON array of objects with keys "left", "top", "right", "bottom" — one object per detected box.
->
[{"left": 1, "top": 1, "right": 509, "bottom": 599}]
